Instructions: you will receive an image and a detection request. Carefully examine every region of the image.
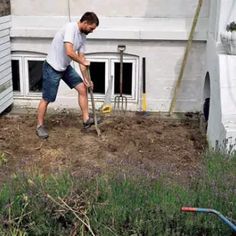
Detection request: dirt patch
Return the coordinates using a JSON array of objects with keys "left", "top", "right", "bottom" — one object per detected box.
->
[{"left": 0, "top": 110, "right": 206, "bottom": 186}]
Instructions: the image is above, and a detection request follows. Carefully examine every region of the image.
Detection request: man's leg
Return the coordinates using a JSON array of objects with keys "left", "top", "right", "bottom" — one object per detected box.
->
[
  {"left": 36, "top": 61, "right": 60, "bottom": 138},
  {"left": 75, "top": 83, "right": 89, "bottom": 122},
  {"left": 62, "top": 65, "right": 96, "bottom": 128},
  {"left": 37, "top": 98, "right": 49, "bottom": 126},
  {"left": 36, "top": 98, "right": 49, "bottom": 138}
]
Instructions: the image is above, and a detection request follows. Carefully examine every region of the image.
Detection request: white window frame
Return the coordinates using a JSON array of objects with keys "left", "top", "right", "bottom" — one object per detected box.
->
[
  {"left": 12, "top": 54, "right": 46, "bottom": 98},
  {"left": 11, "top": 53, "right": 139, "bottom": 103},
  {"left": 24, "top": 56, "right": 45, "bottom": 97},
  {"left": 86, "top": 54, "right": 139, "bottom": 102},
  {"left": 110, "top": 57, "right": 138, "bottom": 101},
  {"left": 11, "top": 56, "right": 24, "bottom": 96}
]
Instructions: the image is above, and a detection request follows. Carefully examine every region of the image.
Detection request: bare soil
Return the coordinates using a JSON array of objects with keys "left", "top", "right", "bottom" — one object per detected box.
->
[{"left": 0, "top": 109, "right": 207, "bottom": 186}]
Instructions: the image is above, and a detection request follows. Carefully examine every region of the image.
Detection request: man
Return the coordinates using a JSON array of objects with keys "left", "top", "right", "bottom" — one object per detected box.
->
[{"left": 36, "top": 12, "right": 99, "bottom": 139}]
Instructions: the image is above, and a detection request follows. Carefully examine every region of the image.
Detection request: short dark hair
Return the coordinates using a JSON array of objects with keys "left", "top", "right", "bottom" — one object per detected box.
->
[{"left": 80, "top": 12, "right": 99, "bottom": 26}]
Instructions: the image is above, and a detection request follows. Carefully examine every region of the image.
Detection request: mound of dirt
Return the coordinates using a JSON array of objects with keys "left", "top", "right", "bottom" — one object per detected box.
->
[{"left": 0, "top": 110, "right": 206, "bottom": 186}]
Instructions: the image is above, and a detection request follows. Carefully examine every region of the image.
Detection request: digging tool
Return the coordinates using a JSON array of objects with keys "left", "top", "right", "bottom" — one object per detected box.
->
[
  {"left": 181, "top": 207, "right": 236, "bottom": 233},
  {"left": 87, "top": 67, "right": 101, "bottom": 136},
  {"left": 114, "top": 45, "right": 127, "bottom": 112}
]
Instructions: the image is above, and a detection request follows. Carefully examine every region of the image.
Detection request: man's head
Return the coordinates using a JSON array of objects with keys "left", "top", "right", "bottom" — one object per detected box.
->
[{"left": 79, "top": 12, "right": 99, "bottom": 35}]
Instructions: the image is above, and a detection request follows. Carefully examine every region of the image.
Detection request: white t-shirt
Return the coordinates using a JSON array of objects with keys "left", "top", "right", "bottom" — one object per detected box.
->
[{"left": 46, "top": 22, "right": 86, "bottom": 71}]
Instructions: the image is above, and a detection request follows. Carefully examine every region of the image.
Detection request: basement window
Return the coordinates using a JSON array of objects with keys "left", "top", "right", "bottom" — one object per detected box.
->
[
  {"left": 28, "top": 60, "right": 44, "bottom": 92},
  {"left": 111, "top": 58, "right": 137, "bottom": 100},
  {"left": 79, "top": 55, "right": 138, "bottom": 101},
  {"left": 12, "top": 55, "right": 45, "bottom": 96},
  {"left": 11, "top": 60, "right": 20, "bottom": 91},
  {"left": 12, "top": 53, "right": 138, "bottom": 103},
  {"left": 114, "top": 62, "right": 132, "bottom": 95},
  {"left": 90, "top": 61, "right": 106, "bottom": 94}
]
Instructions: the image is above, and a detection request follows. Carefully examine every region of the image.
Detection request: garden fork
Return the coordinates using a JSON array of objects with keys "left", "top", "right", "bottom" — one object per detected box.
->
[{"left": 114, "top": 45, "right": 127, "bottom": 112}]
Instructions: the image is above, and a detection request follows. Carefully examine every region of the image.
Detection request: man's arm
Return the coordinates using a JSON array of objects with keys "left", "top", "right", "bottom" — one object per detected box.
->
[
  {"left": 64, "top": 42, "right": 90, "bottom": 67},
  {"left": 79, "top": 62, "right": 93, "bottom": 88},
  {"left": 64, "top": 42, "right": 92, "bottom": 87}
]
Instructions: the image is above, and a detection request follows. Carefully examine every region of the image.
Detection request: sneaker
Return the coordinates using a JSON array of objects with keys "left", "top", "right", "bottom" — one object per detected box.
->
[
  {"left": 36, "top": 125, "right": 49, "bottom": 139},
  {"left": 83, "top": 117, "right": 95, "bottom": 129},
  {"left": 83, "top": 116, "right": 102, "bottom": 129}
]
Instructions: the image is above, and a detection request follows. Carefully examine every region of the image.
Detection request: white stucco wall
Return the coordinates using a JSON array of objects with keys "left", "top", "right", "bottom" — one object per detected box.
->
[
  {"left": 204, "top": 0, "right": 236, "bottom": 151},
  {"left": 10, "top": 0, "right": 209, "bottom": 112},
  {"left": 11, "top": 0, "right": 209, "bottom": 18}
]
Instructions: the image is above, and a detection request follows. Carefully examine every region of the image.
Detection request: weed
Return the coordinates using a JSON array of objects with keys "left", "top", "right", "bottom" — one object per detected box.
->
[{"left": 0, "top": 152, "right": 7, "bottom": 166}]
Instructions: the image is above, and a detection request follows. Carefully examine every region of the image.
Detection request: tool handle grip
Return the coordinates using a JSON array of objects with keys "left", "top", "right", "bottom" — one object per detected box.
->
[
  {"left": 86, "top": 67, "right": 93, "bottom": 88},
  {"left": 181, "top": 207, "right": 211, "bottom": 213},
  {"left": 181, "top": 207, "right": 197, "bottom": 212}
]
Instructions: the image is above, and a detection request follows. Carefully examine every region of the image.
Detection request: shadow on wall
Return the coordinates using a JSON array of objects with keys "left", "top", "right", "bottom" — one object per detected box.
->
[{"left": 203, "top": 72, "right": 210, "bottom": 121}]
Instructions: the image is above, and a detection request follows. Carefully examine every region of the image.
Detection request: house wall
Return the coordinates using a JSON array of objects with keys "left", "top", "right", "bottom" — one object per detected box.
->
[
  {"left": 10, "top": 0, "right": 210, "bottom": 112},
  {"left": 11, "top": 0, "right": 210, "bottom": 18},
  {"left": 0, "top": 0, "right": 13, "bottom": 113},
  {"left": 204, "top": 0, "right": 236, "bottom": 150}
]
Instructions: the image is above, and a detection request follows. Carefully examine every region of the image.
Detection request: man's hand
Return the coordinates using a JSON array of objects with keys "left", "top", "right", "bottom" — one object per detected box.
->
[
  {"left": 83, "top": 60, "right": 90, "bottom": 67},
  {"left": 83, "top": 77, "right": 94, "bottom": 89},
  {"left": 89, "top": 80, "right": 94, "bottom": 90}
]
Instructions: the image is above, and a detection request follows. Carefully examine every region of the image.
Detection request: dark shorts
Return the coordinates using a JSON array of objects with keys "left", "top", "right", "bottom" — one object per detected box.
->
[{"left": 42, "top": 61, "right": 83, "bottom": 102}]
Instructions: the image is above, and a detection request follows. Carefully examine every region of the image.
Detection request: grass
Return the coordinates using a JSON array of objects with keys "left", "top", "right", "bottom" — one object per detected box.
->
[{"left": 0, "top": 151, "right": 236, "bottom": 235}]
